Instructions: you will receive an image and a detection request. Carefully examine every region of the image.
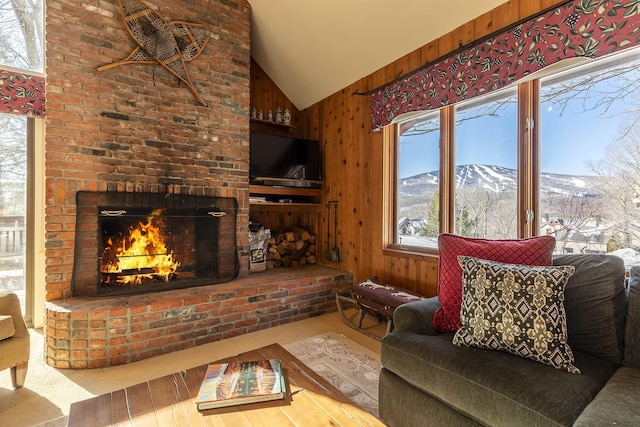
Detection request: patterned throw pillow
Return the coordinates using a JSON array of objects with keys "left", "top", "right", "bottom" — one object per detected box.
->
[
  {"left": 453, "top": 256, "right": 580, "bottom": 374},
  {"left": 434, "top": 234, "right": 556, "bottom": 332}
]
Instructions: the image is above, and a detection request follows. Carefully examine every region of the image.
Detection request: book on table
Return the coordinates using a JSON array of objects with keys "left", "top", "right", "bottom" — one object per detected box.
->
[{"left": 194, "top": 358, "right": 287, "bottom": 411}]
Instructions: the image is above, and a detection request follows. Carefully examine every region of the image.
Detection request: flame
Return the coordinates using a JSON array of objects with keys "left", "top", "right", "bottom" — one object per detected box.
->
[{"left": 102, "top": 209, "right": 180, "bottom": 285}]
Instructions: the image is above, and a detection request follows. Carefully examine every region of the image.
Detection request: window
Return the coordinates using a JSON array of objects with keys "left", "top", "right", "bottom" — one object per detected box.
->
[
  {"left": 540, "top": 49, "right": 640, "bottom": 258},
  {"left": 389, "top": 46, "right": 640, "bottom": 266},
  {"left": 454, "top": 89, "right": 518, "bottom": 239},
  {"left": 396, "top": 111, "right": 440, "bottom": 249},
  {"left": 0, "top": 113, "right": 27, "bottom": 306},
  {"left": 1, "top": 0, "right": 45, "bottom": 322}
]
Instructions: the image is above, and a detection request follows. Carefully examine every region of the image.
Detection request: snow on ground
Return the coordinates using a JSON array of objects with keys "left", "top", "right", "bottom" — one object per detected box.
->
[
  {"left": 609, "top": 248, "right": 640, "bottom": 268},
  {"left": 397, "top": 234, "right": 640, "bottom": 269}
]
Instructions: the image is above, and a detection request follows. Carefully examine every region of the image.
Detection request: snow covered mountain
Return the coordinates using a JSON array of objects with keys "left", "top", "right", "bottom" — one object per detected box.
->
[{"left": 399, "top": 164, "right": 600, "bottom": 197}]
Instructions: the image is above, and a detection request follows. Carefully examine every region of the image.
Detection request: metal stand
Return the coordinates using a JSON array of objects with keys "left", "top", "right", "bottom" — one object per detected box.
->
[{"left": 335, "top": 293, "right": 390, "bottom": 341}]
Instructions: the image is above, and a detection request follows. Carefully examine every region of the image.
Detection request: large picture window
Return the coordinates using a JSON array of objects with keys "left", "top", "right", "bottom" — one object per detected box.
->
[
  {"left": 397, "top": 112, "right": 440, "bottom": 249},
  {"left": 390, "top": 46, "right": 640, "bottom": 265},
  {"left": 1, "top": 0, "right": 44, "bottom": 322},
  {"left": 539, "top": 49, "right": 640, "bottom": 258},
  {"left": 454, "top": 89, "right": 518, "bottom": 240}
]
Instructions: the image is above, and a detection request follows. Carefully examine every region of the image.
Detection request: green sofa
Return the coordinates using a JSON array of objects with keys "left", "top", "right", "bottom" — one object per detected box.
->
[{"left": 379, "top": 254, "right": 640, "bottom": 426}]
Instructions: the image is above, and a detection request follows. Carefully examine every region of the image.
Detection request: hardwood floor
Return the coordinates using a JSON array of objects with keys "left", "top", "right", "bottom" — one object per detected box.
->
[
  {"left": 67, "top": 342, "right": 384, "bottom": 426},
  {"left": 1, "top": 308, "right": 385, "bottom": 427}
]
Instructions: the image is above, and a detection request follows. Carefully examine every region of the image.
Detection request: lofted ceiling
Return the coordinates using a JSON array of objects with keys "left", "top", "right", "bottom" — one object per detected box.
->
[{"left": 247, "top": 0, "right": 508, "bottom": 110}]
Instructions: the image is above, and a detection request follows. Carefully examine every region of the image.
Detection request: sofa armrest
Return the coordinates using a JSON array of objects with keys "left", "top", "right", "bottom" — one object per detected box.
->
[
  {"left": 0, "top": 290, "right": 29, "bottom": 339},
  {"left": 573, "top": 367, "right": 640, "bottom": 426},
  {"left": 393, "top": 296, "right": 442, "bottom": 335},
  {"left": 625, "top": 266, "right": 640, "bottom": 368}
]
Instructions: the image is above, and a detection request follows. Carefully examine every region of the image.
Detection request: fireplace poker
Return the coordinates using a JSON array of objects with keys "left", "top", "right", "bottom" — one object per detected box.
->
[
  {"left": 328, "top": 200, "right": 340, "bottom": 263},
  {"left": 326, "top": 202, "right": 332, "bottom": 261}
]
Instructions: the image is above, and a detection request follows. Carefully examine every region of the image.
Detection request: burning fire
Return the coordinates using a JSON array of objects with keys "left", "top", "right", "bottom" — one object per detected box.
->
[{"left": 102, "top": 209, "right": 180, "bottom": 286}]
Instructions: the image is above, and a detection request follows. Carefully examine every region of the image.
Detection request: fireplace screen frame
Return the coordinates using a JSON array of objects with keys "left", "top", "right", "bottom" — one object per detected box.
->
[{"left": 72, "top": 191, "right": 239, "bottom": 297}]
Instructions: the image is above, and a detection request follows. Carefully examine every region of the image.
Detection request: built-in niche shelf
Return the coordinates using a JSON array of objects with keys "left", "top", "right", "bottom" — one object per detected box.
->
[
  {"left": 247, "top": 121, "right": 322, "bottom": 254},
  {"left": 249, "top": 184, "right": 321, "bottom": 209},
  {"left": 249, "top": 201, "right": 322, "bottom": 212},
  {"left": 250, "top": 117, "right": 295, "bottom": 131},
  {"left": 249, "top": 184, "right": 322, "bottom": 256}
]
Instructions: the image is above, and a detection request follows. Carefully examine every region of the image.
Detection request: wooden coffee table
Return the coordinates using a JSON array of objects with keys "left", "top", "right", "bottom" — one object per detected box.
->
[{"left": 67, "top": 343, "right": 384, "bottom": 426}]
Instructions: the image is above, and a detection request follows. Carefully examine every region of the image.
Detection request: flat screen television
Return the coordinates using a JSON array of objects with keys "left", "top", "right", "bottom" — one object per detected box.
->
[{"left": 250, "top": 131, "right": 322, "bottom": 188}]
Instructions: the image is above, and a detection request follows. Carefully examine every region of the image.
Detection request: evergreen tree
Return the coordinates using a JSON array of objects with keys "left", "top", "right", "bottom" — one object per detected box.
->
[
  {"left": 454, "top": 203, "right": 475, "bottom": 237},
  {"left": 419, "top": 190, "right": 439, "bottom": 237}
]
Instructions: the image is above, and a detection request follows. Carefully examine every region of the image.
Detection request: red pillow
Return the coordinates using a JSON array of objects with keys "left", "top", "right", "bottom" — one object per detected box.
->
[{"left": 433, "top": 233, "right": 556, "bottom": 332}]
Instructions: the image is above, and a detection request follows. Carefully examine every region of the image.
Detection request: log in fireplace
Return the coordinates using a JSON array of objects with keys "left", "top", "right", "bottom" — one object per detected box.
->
[{"left": 72, "top": 192, "right": 239, "bottom": 297}]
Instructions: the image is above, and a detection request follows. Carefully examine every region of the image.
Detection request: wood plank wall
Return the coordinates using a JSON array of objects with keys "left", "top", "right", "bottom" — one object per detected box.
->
[
  {"left": 250, "top": 58, "right": 311, "bottom": 139},
  {"left": 250, "top": 0, "right": 566, "bottom": 296}
]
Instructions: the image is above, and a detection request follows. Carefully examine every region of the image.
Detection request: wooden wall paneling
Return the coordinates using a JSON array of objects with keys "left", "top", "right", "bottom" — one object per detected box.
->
[
  {"left": 492, "top": 1, "right": 520, "bottom": 30},
  {"left": 474, "top": 10, "right": 495, "bottom": 39},
  {"left": 250, "top": 58, "right": 302, "bottom": 135},
  {"left": 542, "top": 0, "right": 564, "bottom": 9},
  {"left": 422, "top": 257, "right": 439, "bottom": 296},
  {"left": 382, "top": 62, "right": 397, "bottom": 86},
  {"left": 520, "top": 0, "right": 544, "bottom": 17},
  {"left": 393, "top": 52, "right": 413, "bottom": 79},
  {"left": 453, "top": 20, "right": 475, "bottom": 49},
  {"left": 408, "top": 258, "right": 423, "bottom": 294},
  {"left": 319, "top": 100, "right": 329, "bottom": 264},
  {"left": 347, "top": 81, "right": 370, "bottom": 279},
  {"left": 322, "top": 92, "right": 342, "bottom": 264},
  {"left": 381, "top": 252, "right": 438, "bottom": 296},
  {"left": 334, "top": 87, "right": 350, "bottom": 268},
  {"left": 251, "top": 57, "right": 265, "bottom": 107},
  {"left": 420, "top": 40, "right": 440, "bottom": 64},
  {"left": 408, "top": 49, "right": 422, "bottom": 73},
  {"left": 342, "top": 87, "right": 355, "bottom": 270},
  {"left": 437, "top": 31, "right": 455, "bottom": 57},
  {"left": 357, "top": 78, "right": 378, "bottom": 284},
  {"left": 363, "top": 66, "right": 386, "bottom": 285},
  {"left": 525, "top": 1, "right": 567, "bottom": 18},
  {"left": 328, "top": 91, "right": 344, "bottom": 265},
  {"left": 300, "top": 104, "right": 320, "bottom": 140}
]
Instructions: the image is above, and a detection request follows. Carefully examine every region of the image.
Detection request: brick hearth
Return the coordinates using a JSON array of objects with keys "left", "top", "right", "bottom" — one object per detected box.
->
[{"left": 45, "top": 266, "right": 352, "bottom": 368}]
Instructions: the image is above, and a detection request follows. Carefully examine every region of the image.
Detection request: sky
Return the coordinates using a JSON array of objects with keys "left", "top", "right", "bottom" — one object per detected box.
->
[
  {"left": 399, "top": 99, "right": 626, "bottom": 179},
  {"left": 398, "top": 53, "right": 639, "bottom": 179}
]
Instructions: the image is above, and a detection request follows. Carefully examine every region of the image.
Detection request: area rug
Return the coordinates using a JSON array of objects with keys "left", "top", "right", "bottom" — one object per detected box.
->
[{"left": 284, "top": 332, "right": 381, "bottom": 417}]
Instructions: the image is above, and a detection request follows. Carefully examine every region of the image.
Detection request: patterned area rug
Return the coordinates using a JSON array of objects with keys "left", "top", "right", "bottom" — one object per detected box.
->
[{"left": 285, "top": 332, "right": 381, "bottom": 417}]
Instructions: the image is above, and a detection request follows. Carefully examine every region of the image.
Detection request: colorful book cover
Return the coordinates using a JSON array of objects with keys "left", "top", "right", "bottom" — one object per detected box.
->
[{"left": 195, "top": 359, "right": 286, "bottom": 411}]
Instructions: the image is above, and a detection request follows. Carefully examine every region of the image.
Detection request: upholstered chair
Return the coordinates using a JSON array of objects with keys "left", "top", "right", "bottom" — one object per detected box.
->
[{"left": 0, "top": 290, "right": 30, "bottom": 389}]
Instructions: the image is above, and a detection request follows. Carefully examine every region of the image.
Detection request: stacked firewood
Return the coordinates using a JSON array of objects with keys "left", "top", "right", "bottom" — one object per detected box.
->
[{"left": 266, "top": 227, "right": 317, "bottom": 268}]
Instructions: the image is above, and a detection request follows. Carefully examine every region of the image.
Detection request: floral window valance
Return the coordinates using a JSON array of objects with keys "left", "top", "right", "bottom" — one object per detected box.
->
[
  {"left": 370, "top": 0, "right": 640, "bottom": 131},
  {"left": 0, "top": 69, "right": 46, "bottom": 117}
]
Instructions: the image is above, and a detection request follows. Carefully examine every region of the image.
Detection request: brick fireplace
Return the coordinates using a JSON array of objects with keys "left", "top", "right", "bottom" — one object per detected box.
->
[{"left": 43, "top": 0, "right": 349, "bottom": 369}]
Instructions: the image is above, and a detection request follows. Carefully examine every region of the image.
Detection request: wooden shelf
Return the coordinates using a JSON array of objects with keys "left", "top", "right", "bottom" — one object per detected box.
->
[
  {"left": 250, "top": 184, "right": 321, "bottom": 197},
  {"left": 250, "top": 118, "right": 295, "bottom": 129},
  {"left": 250, "top": 184, "right": 321, "bottom": 212},
  {"left": 250, "top": 202, "right": 322, "bottom": 213}
]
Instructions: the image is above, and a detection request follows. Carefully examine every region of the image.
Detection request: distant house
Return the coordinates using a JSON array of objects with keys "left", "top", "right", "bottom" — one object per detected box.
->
[
  {"left": 541, "top": 217, "right": 610, "bottom": 254},
  {"left": 398, "top": 217, "right": 425, "bottom": 236}
]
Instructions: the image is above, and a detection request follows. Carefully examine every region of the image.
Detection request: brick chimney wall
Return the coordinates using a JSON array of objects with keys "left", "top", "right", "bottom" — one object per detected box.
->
[{"left": 44, "top": 0, "right": 251, "bottom": 301}]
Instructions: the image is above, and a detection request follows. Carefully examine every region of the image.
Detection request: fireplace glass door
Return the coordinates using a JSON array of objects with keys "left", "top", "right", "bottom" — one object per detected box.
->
[{"left": 73, "top": 192, "right": 238, "bottom": 297}]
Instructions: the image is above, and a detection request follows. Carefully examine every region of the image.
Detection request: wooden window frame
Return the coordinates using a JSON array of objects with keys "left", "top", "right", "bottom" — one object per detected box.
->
[{"left": 384, "top": 81, "right": 542, "bottom": 254}]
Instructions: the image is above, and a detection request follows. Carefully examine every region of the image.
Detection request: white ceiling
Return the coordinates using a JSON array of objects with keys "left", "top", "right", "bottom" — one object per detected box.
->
[{"left": 248, "top": 0, "right": 508, "bottom": 110}]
